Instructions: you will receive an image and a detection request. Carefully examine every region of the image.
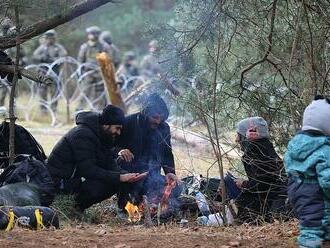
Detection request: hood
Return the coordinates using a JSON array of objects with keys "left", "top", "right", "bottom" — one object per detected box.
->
[
  {"left": 141, "top": 93, "right": 169, "bottom": 121},
  {"left": 285, "top": 132, "right": 330, "bottom": 161},
  {"left": 75, "top": 111, "right": 100, "bottom": 136}
]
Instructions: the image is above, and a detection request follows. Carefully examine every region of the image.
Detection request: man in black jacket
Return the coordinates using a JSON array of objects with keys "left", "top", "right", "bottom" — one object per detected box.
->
[
  {"left": 47, "top": 105, "right": 145, "bottom": 210},
  {"left": 116, "top": 93, "right": 175, "bottom": 205}
]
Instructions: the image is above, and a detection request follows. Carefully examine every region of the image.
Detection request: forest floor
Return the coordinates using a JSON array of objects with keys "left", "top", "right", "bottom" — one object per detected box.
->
[
  {"left": 0, "top": 221, "right": 298, "bottom": 248},
  {"left": 0, "top": 120, "right": 300, "bottom": 248}
]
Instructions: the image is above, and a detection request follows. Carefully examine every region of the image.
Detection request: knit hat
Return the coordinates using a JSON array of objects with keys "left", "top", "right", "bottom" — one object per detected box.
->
[
  {"left": 142, "top": 93, "right": 169, "bottom": 121},
  {"left": 236, "top": 117, "right": 269, "bottom": 140},
  {"left": 302, "top": 97, "right": 330, "bottom": 135},
  {"left": 99, "top": 105, "right": 125, "bottom": 125}
]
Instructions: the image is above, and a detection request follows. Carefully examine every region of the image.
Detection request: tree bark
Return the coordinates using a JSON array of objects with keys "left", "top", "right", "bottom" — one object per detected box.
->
[
  {"left": 8, "top": 4, "right": 20, "bottom": 165},
  {"left": 0, "top": 0, "right": 114, "bottom": 49}
]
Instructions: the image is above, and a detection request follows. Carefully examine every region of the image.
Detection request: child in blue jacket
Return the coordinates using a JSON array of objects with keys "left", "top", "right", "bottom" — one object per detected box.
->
[{"left": 284, "top": 96, "right": 330, "bottom": 248}]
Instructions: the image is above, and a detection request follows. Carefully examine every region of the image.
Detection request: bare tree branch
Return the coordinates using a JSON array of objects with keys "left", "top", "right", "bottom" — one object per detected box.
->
[
  {"left": 239, "top": 0, "right": 278, "bottom": 89},
  {"left": 0, "top": 65, "right": 52, "bottom": 84}
]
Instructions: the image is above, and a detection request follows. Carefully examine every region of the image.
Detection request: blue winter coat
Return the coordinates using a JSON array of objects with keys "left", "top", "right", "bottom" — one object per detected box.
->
[{"left": 284, "top": 131, "right": 330, "bottom": 227}]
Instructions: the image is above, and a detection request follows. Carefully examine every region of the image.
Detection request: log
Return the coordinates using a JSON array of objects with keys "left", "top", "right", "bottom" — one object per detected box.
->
[{"left": 96, "top": 52, "right": 126, "bottom": 112}]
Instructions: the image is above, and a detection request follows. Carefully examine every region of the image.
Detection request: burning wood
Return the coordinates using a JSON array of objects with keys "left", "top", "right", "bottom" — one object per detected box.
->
[
  {"left": 124, "top": 201, "right": 141, "bottom": 223},
  {"left": 159, "top": 173, "right": 178, "bottom": 213}
]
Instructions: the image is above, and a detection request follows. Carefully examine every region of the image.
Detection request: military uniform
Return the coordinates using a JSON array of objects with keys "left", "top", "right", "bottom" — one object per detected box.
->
[
  {"left": 0, "top": 22, "right": 28, "bottom": 106},
  {"left": 76, "top": 26, "right": 112, "bottom": 111},
  {"left": 140, "top": 40, "right": 162, "bottom": 79},
  {"left": 117, "top": 51, "right": 139, "bottom": 91},
  {"left": 99, "top": 31, "right": 121, "bottom": 69},
  {"left": 32, "top": 30, "right": 67, "bottom": 114}
]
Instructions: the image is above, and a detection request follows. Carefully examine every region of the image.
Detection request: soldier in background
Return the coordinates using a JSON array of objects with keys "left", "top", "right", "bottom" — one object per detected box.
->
[
  {"left": 140, "top": 40, "right": 162, "bottom": 79},
  {"left": 77, "top": 26, "right": 113, "bottom": 111},
  {"left": 0, "top": 19, "right": 28, "bottom": 107},
  {"left": 32, "top": 29, "right": 67, "bottom": 114},
  {"left": 117, "top": 51, "right": 139, "bottom": 91},
  {"left": 99, "top": 31, "right": 121, "bottom": 69}
]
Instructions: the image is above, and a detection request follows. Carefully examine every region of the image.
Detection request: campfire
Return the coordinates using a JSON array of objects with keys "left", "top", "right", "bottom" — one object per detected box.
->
[
  {"left": 125, "top": 201, "right": 142, "bottom": 223},
  {"left": 124, "top": 173, "right": 180, "bottom": 225}
]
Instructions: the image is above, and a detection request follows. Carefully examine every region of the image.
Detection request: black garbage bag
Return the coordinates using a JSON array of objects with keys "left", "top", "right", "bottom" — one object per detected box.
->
[
  {"left": 0, "top": 182, "right": 41, "bottom": 206},
  {"left": 0, "top": 156, "right": 55, "bottom": 206},
  {"left": 0, "top": 206, "right": 59, "bottom": 230}
]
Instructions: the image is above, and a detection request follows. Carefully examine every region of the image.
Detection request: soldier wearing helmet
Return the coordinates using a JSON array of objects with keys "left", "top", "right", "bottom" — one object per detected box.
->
[
  {"left": 76, "top": 26, "right": 114, "bottom": 111},
  {"left": 99, "top": 31, "right": 121, "bottom": 69},
  {"left": 0, "top": 19, "right": 28, "bottom": 107},
  {"left": 140, "top": 40, "right": 162, "bottom": 78},
  {"left": 32, "top": 29, "right": 67, "bottom": 115},
  {"left": 117, "top": 51, "right": 139, "bottom": 91}
]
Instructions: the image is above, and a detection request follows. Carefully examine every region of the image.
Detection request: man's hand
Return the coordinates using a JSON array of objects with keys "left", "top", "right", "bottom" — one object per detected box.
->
[
  {"left": 120, "top": 173, "right": 147, "bottom": 183},
  {"left": 234, "top": 178, "right": 245, "bottom": 189},
  {"left": 118, "top": 149, "right": 134, "bottom": 162}
]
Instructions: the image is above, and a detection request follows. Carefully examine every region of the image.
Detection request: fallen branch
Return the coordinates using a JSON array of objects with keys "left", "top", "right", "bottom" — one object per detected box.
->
[
  {"left": 0, "top": 0, "right": 114, "bottom": 49},
  {"left": 0, "top": 65, "right": 52, "bottom": 85}
]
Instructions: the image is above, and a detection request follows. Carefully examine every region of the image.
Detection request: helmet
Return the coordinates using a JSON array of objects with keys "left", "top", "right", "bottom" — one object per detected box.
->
[
  {"left": 86, "top": 26, "right": 101, "bottom": 36},
  {"left": 124, "top": 51, "right": 136, "bottom": 61},
  {"left": 1, "top": 18, "right": 13, "bottom": 34},
  {"left": 44, "top": 29, "right": 57, "bottom": 38},
  {"left": 99, "top": 31, "right": 112, "bottom": 44},
  {"left": 148, "top": 40, "right": 158, "bottom": 49}
]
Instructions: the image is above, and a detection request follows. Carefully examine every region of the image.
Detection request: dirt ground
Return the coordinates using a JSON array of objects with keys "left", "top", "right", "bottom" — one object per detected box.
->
[{"left": 0, "top": 222, "right": 298, "bottom": 248}]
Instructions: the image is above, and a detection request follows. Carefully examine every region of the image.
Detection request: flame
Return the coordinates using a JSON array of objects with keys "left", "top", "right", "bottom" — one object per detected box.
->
[{"left": 125, "top": 201, "right": 141, "bottom": 222}]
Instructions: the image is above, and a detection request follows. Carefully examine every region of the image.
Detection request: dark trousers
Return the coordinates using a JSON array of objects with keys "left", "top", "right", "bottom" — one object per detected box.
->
[{"left": 74, "top": 179, "right": 128, "bottom": 210}]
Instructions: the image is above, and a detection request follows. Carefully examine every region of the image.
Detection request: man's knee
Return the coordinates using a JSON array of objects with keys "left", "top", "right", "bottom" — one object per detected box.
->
[{"left": 76, "top": 180, "right": 119, "bottom": 210}]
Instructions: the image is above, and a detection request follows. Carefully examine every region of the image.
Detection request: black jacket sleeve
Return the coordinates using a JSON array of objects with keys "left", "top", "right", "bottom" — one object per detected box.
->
[{"left": 71, "top": 130, "right": 120, "bottom": 183}]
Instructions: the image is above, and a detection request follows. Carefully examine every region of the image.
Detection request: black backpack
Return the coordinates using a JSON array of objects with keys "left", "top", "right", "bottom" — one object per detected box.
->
[
  {"left": 0, "top": 155, "right": 55, "bottom": 206},
  {"left": 0, "top": 121, "right": 47, "bottom": 168}
]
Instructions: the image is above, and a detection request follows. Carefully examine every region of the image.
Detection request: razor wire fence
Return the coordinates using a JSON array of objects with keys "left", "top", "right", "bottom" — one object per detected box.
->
[{"left": 0, "top": 56, "right": 153, "bottom": 126}]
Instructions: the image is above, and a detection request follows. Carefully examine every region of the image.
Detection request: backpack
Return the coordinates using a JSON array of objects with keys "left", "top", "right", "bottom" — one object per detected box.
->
[
  {"left": 0, "top": 155, "right": 55, "bottom": 206},
  {"left": 0, "top": 121, "right": 47, "bottom": 168}
]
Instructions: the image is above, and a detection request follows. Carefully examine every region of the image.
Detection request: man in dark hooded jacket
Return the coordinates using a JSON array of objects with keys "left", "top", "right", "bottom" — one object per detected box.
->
[
  {"left": 115, "top": 93, "right": 175, "bottom": 206},
  {"left": 47, "top": 105, "right": 145, "bottom": 210}
]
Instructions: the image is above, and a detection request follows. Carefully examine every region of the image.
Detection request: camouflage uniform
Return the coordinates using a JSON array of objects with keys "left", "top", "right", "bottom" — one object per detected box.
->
[
  {"left": 77, "top": 26, "right": 112, "bottom": 111},
  {"left": 0, "top": 21, "right": 28, "bottom": 106},
  {"left": 32, "top": 30, "right": 67, "bottom": 113},
  {"left": 117, "top": 51, "right": 139, "bottom": 91},
  {"left": 140, "top": 40, "right": 162, "bottom": 79},
  {"left": 99, "top": 31, "right": 121, "bottom": 69}
]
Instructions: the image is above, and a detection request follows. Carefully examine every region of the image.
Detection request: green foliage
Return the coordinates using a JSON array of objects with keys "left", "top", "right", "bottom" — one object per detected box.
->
[{"left": 153, "top": 0, "right": 330, "bottom": 150}]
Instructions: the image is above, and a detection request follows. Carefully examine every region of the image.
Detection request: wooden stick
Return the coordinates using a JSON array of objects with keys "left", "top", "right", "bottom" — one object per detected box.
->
[
  {"left": 96, "top": 52, "right": 126, "bottom": 112},
  {"left": 142, "top": 195, "right": 153, "bottom": 228}
]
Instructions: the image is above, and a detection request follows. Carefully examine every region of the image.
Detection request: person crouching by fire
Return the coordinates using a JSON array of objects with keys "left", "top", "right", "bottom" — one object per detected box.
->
[
  {"left": 115, "top": 93, "right": 178, "bottom": 216},
  {"left": 46, "top": 105, "right": 146, "bottom": 211}
]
